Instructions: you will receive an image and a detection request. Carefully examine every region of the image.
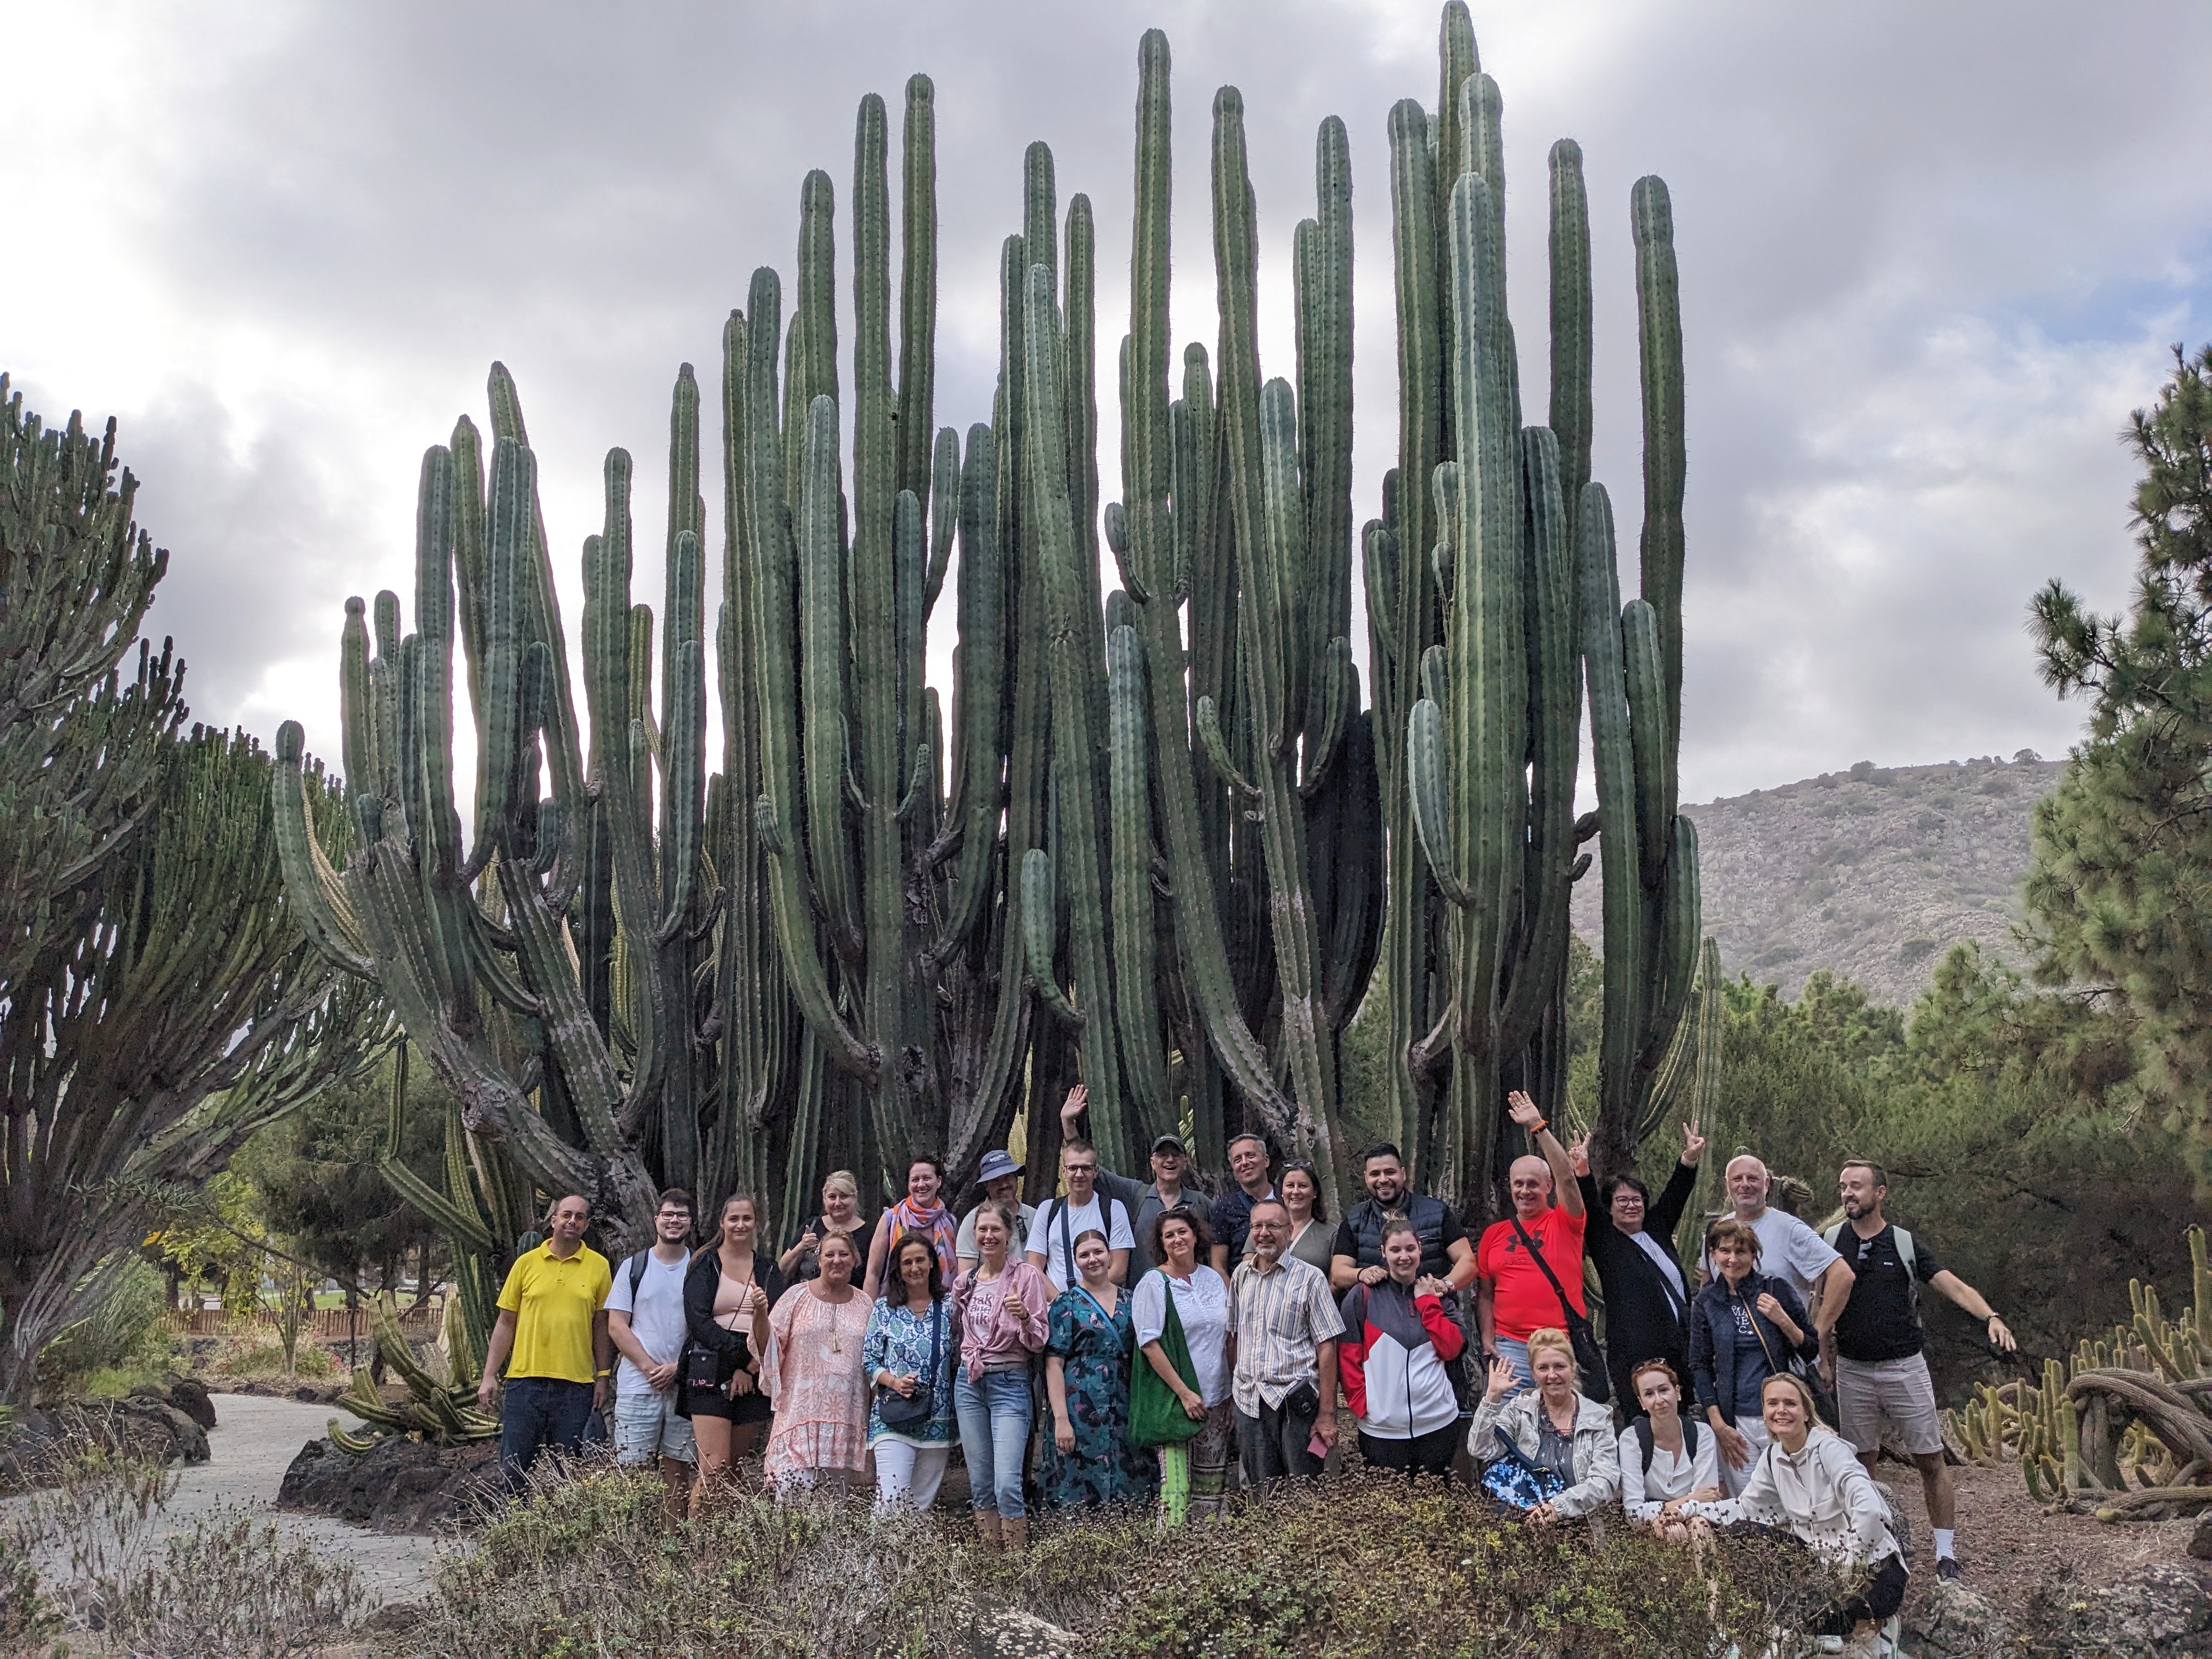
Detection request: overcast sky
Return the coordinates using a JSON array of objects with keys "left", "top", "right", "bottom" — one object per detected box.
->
[{"left": 9, "top": 1, "right": 2210, "bottom": 805}]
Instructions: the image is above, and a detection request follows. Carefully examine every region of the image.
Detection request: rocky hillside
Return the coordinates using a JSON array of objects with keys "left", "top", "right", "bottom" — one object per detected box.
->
[{"left": 1570, "top": 752, "right": 2070, "bottom": 1006}]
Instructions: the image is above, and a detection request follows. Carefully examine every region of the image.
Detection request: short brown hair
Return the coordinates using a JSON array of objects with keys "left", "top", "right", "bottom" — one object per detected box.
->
[
  {"left": 1060, "top": 1138, "right": 1097, "bottom": 1162},
  {"left": 657, "top": 1188, "right": 693, "bottom": 1212},
  {"left": 1705, "top": 1217, "right": 1763, "bottom": 1260},
  {"left": 1839, "top": 1158, "right": 1888, "bottom": 1189},
  {"left": 1378, "top": 1214, "right": 1421, "bottom": 1249}
]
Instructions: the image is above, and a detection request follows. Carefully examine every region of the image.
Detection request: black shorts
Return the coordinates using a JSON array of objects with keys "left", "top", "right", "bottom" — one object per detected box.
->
[{"left": 687, "top": 1380, "right": 772, "bottom": 1425}]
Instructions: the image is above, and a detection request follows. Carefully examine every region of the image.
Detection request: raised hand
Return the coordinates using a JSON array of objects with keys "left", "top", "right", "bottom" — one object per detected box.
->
[
  {"left": 1568, "top": 1133, "right": 1592, "bottom": 1178},
  {"left": 1681, "top": 1122, "right": 1708, "bottom": 1166},
  {"left": 1506, "top": 1090, "right": 1543, "bottom": 1132},
  {"left": 1485, "top": 1355, "right": 1520, "bottom": 1401},
  {"left": 1005, "top": 1288, "right": 1030, "bottom": 1323},
  {"left": 1061, "top": 1083, "right": 1089, "bottom": 1130}
]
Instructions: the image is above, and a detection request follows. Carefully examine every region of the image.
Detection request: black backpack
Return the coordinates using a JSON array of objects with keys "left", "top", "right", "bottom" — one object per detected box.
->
[{"left": 1632, "top": 1414, "right": 1701, "bottom": 1474}]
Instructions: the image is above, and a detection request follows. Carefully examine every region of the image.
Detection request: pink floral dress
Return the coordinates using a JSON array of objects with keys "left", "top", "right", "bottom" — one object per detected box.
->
[{"left": 762, "top": 1284, "right": 869, "bottom": 1486}]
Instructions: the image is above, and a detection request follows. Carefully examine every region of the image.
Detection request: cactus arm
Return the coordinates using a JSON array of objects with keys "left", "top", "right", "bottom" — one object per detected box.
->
[
  {"left": 1298, "top": 636, "right": 1355, "bottom": 795},
  {"left": 1406, "top": 697, "right": 1473, "bottom": 908},
  {"left": 924, "top": 425, "right": 959, "bottom": 614},
  {"left": 1297, "top": 116, "right": 1355, "bottom": 720},
  {"left": 1632, "top": 176, "right": 1686, "bottom": 744},
  {"left": 928, "top": 424, "right": 1003, "bottom": 953},
  {"left": 270, "top": 723, "right": 375, "bottom": 975},
  {"left": 1494, "top": 425, "right": 1582, "bottom": 1060},
  {"left": 1547, "top": 139, "right": 1593, "bottom": 552},
  {"left": 797, "top": 395, "right": 865, "bottom": 968},
  {"left": 1023, "top": 257, "right": 1132, "bottom": 1171},
  {"left": 1581, "top": 482, "right": 1643, "bottom": 1138},
  {"left": 896, "top": 74, "right": 939, "bottom": 513},
  {"left": 462, "top": 438, "right": 533, "bottom": 881},
  {"left": 448, "top": 415, "right": 488, "bottom": 723},
  {"left": 1108, "top": 624, "right": 1170, "bottom": 1139},
  {"left": 411, "top": 446, "right": 466, "bottom": 885},
  {"left": 1194, "top": 695, "right": 1261, "bottom": 799},
  {"left": 1621, "top": 599, "right": 1674, "bottom": 893},
  {"left": 743, "top": 275, "right": 877, "bottom": 1085},
  {"left": 1435, "top": 2, "right": 1480, "bottom": 191},
  {"left": 1020, "top": 848, "right": 1086, "bottom": 1032}
]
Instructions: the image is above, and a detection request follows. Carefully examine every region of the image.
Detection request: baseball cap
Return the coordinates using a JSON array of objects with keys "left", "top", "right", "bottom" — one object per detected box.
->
[{"left": 1150, "top": 1133, "right": 1188, "bottom": 1155}]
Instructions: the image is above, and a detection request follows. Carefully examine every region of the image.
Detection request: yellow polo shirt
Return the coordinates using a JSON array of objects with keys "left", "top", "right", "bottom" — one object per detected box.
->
[{"left": 495, "top": 1241, "right": 612, "bottom": 1384}]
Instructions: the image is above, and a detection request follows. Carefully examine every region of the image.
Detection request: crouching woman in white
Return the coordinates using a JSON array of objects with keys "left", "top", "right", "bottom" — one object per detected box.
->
[
  {"left": 1619, "top": 1358, "right": 1722, "bottom": 1541},
  {"left": 1684, "top": 1372, "right": 1907, "bottom": 1645},
  {"left": 1468, "top": 1325, "right": 1620, "bottom": 1526}
]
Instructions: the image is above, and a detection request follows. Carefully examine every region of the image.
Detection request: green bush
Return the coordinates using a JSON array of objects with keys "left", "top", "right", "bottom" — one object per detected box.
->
[
  {"left": 217, "top": 1339, "right": 336, "bottom": 1379},
  {"left": 414, "top": 1462, "right": 1838, "bottom": 1659},
  {"left": 37, "top": 1256, "right": 170, "bottom": 1398}
]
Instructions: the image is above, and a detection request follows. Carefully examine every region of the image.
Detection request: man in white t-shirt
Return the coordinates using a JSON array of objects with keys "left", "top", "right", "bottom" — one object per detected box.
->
[
  {"left": 956, "top": 1148, "right": 1037, "bottom": 1268},
  {"left": 1699, "top": 1154, "right": 1856, "bottom": 1359},
  {"left": 606, "top": 1188, "right": 697, "bottom": 1515},
  {"left": 1026, "top": 1138, "right": 1135, "bottom": 1293}
]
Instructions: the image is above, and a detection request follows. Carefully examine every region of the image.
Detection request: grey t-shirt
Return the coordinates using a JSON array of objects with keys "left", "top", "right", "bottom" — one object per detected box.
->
[
  {"left": 1701, "top": 1207, "right": 1841, "bottom": 1310},
  {"left": 605, "top": 1248, "right": 689, "bottom": 1401}
]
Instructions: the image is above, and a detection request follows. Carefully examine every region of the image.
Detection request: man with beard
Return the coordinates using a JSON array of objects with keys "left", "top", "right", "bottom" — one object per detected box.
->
[
  {"left": 1827, "top": 1160, "right": 2015, "bottom": 1580},
  {"left": 1329, "top": 1143, "right": 1474, "bottom": 1292}
]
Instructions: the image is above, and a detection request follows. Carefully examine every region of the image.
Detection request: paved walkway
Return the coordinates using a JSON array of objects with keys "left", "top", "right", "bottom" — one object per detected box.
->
[{"left": 8, "top": 1393, "right": 450, "bottom": 1608}]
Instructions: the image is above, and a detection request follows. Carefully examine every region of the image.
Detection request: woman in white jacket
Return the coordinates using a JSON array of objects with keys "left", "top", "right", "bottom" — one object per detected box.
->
[
  {"left": 1468, "top": 1327, "right": 1620, "bottom": 1525},
  {"left": 1618, "top": 1359, "right": 1722, "bottom": 1537},
  {"left": 1685, "top": 1372, "right": 1906, "bottom": 1647}
]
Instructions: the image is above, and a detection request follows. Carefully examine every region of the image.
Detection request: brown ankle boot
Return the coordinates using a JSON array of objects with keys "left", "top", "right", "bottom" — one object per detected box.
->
[
  {"left": 1001, "top": 1514, "right": 1029, "bottom": 1553},
  {"left": 974, "top": 1510, "right": 1003, "bottom": 1553}
]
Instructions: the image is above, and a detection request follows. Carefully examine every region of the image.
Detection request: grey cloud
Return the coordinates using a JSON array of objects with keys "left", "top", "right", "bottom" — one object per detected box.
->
[{"left": 7, "top": 0, "right": 2211, "bottom": 802}]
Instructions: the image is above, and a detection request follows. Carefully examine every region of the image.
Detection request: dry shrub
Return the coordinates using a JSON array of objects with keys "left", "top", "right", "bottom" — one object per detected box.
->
[{"left": 414, "top": 1461, "right": 1844, "bottom": 1658}]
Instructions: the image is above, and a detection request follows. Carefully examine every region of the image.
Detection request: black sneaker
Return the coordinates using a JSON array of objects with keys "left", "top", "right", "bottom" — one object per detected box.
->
[{"left": 1936, "top": 1557, "right": 1961, "bottom": 1581}]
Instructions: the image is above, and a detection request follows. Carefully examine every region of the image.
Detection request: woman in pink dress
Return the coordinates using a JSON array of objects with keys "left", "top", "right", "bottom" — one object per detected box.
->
[{"left": 763, "top": 1231, "right": 869, "bottom": 1496}]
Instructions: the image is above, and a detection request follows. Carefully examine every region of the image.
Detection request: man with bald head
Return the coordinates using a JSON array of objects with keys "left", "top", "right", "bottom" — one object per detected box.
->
[
  {"left": 1700, "top": 1153, "right": 1854, "bottom": 1358},
  {"left": 480, "top": 1193, "right": 613, "bottom": 1492},
  {"left": 1475, "top": 1091, "right": 1587, "bottom": 1390}
]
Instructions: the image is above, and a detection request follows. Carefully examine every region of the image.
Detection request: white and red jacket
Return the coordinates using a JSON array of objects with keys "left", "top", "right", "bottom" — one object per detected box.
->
[{"left": 1337, "top": 1279, "right": 1466, "bottom": 1440}]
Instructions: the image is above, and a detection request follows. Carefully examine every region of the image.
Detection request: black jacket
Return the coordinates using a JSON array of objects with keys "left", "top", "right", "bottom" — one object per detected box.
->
[{"left": 1577, "top": 1160, "right": 1697, "bottom": 1391}]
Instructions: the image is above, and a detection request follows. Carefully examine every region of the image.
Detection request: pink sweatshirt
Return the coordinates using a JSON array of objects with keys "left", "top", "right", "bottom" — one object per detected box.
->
[{"left": 950, "top": 1260, "right": 1052, "bottom": 1381}]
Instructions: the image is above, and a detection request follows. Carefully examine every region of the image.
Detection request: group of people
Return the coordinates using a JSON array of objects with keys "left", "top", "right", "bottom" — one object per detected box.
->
[{"left": 476, "top": 1087, "right": 2015, "bottom": 1649}]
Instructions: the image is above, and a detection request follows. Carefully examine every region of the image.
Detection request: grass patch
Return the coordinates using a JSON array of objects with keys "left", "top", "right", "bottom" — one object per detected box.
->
[
  {"left": 213, "top": 1340, "right": 336, "bottom": 1379},
  {"left": 414, "top": 1461, "right": 1841, "bottom": 1658}
]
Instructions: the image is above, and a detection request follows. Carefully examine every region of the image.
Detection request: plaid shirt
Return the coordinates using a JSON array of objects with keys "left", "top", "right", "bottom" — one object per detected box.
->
[{"left": 1228, "top": 1252, "right": 1345, "bottom": 1415}]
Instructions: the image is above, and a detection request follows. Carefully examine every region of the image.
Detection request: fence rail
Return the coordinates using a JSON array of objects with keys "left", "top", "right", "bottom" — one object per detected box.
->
[{"left": 164, "top": 1304, "right": 445, "bottom": 1340}]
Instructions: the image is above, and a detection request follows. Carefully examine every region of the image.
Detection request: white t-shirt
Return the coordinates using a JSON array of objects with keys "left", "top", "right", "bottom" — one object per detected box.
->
[
  {"left": 1132, "top": 1266, "right": 1232, "bottom": 1407},
  {"left": 1028, "top": 1193, "right": 1136, "bottom": 1293},
  {"left": 1700, "top": 1208, "right": 1841, "bottom": 1310},
  {"left": 605, "top": 1248, "right": 690, "bottom": 1400}
]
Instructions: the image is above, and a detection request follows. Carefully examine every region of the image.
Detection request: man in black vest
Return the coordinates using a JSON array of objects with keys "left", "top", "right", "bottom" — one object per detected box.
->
[
  {"left": 1570, "top": 1122, "right": 1705, "bottom": 1423},
  {"left": 1329, "top": 1144, "right": 1474, "bottom": 1291}
]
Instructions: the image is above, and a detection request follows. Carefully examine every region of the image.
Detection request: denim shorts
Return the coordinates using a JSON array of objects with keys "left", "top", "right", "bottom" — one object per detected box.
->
[{"left": 613, "top": 1389, "right": 697, "bottom": 1465}]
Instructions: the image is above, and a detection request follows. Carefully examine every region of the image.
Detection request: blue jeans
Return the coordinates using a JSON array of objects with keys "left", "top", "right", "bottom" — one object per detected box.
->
[
  {"left": 499, "top": 1376, "right": 594, "bottom": 1492},
  {"left": 955, "top": 1368, "right": 1032, "bottom": 1517}
]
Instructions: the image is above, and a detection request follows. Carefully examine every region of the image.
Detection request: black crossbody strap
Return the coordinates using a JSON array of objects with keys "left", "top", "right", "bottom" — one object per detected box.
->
[{"left": 1509, "top": 1215, "right": 1580, "bottom": 1327}]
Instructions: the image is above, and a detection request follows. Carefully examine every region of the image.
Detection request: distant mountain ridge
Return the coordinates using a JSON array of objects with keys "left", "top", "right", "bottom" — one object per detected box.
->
[{"left": 1569, "top": 753, "right": 2069, "bottom": 1006}]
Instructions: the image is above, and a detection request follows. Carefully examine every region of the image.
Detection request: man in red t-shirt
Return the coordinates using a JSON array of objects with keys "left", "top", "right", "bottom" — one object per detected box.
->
[{"left": 1476, "top": 1090, "right": 1586, "bottom": 1390}]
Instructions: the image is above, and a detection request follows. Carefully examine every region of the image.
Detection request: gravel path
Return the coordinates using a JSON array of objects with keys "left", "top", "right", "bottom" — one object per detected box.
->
[{"left": 8, "top": 1393, "right": 452, "bottom": 1609}]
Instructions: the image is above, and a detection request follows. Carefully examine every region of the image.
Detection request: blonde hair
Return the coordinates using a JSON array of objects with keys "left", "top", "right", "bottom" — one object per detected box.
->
[
  {"left": 1760, "top": 1371, "right": 1821, "bottom": 1420},
  {"left": 822, "top": 1170, "right": 860, "bottom": 1201},
  {"left": 1524, "top": 1327, "right": 1576, "bottom": 1367}
]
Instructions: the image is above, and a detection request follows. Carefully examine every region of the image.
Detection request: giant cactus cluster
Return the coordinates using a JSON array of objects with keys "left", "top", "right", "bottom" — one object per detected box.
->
[{"left": 275, "top": 2, "right": 1702, "bottom": 1246}]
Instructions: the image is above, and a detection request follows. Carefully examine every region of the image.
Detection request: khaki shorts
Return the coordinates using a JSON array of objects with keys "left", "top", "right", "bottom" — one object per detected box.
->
[{"left": 1835, "top": 1352, "right": 1942, "bottom": 1456}]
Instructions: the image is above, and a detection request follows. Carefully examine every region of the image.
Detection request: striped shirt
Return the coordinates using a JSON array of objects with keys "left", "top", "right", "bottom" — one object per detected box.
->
[{"left": 1228, "top": 1252, "right": 1345, "bottom": 1415}]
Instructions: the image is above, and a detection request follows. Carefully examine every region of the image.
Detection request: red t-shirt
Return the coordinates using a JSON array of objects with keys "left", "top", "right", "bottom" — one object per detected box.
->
[{"left": 1477, "top": 1206, "right": 1588, "bottom": 1342}]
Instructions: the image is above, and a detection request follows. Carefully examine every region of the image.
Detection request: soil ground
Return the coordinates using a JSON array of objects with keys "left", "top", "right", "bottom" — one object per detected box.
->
[{"left": 1895, "top": 1459, "right": 2200, "bottom": 1628}]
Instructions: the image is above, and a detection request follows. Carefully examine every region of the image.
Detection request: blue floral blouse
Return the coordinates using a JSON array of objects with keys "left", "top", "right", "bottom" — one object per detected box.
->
[{"left": 861, "top": 1295, "right": 958, "bottom": 1446}]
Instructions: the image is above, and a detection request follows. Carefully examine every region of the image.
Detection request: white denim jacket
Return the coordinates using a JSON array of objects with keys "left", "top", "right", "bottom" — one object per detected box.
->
[{"left": 1468, "top": 1389, "right": 1622, "bottom": 1520}]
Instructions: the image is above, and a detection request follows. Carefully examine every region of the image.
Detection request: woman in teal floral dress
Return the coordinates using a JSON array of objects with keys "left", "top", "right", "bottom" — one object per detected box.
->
[{"left": 1041, "top": 1229, "right": 1156, "bottom": 1510}]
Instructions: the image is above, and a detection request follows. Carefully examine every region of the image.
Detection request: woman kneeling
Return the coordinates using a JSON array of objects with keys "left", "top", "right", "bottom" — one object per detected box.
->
[
  {"left": 1468, "top": 1325, "right": 1619, "bottom": 1525},
  {"left": 1684, "top": 1372, "right": 1907, "bottom": 1650},
  {"left": 1618, "top": 1358, "right": 1721, "bottom": 1540}
]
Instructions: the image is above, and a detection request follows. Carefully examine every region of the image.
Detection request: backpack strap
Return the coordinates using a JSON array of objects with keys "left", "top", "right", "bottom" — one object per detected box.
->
[
  {"left": 1635, "top": 1415, "right": 1657, "bottom": 1474},
  {"left": 625, "top": 1249, "right": 651, "bottom": 1301}
]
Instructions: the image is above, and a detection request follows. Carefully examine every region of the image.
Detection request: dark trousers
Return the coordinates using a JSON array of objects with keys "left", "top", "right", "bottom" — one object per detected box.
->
[
  {"left": 1813, "top": 1553, "right": 1908, "bottom": 1636},
  {"left": 1236, "top": 1396, "right": 1323, "bottom": 1493},
  {"left": 1358, "top": 1423, "right": 1458, "bottom": 1482},
  {"left": 499, "top": 1376, "right": 594, "bottom": 1491}
]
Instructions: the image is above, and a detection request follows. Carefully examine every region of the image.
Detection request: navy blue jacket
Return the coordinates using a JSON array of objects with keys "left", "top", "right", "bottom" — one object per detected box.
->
[{"left": 1687, "top": 1272, "right": 1818, "bottom": 1426}]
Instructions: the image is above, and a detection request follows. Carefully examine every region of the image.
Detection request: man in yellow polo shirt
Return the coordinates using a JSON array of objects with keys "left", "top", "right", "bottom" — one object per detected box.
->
[{"left": 478, "top": 1193, "right": 613, "bottom": 1490}]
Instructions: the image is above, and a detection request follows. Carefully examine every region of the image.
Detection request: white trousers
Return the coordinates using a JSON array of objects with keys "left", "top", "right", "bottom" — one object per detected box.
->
[{"left": 870, "top": 1438, "right": 950, "bottom": 1515}]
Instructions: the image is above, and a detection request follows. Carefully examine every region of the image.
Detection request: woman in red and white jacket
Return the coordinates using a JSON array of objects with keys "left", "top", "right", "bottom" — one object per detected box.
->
[{"left": 1338, "top": 1216, "right": 1468, "bottom": 1480}]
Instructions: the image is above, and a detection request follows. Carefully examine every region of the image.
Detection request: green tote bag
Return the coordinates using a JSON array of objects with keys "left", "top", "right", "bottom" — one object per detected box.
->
[{"left": 1129, "top": 1269, "right": 1207, "bottom": 1448}]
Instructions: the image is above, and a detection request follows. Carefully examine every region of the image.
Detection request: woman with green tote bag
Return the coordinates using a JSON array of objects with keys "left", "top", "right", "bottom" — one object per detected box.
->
[{"left": 1131, "top": 1206, "right": 1233, "bottom": 1525}]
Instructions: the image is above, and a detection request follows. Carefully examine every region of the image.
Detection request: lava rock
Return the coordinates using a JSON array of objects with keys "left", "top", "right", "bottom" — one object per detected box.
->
[
  {"left": 2016, "top": 1560, "right": 2212, "bottom": 1658},
  {"left": 163, "top": 1375, "right": 217, "bottom": 1430},
  {"left": 278, "top": 1432, "right": 499, "bottom": 1533},
  {"left": 1904, "top": 1575, "right": 2007, "bottom": 1658},
  {"left": 962, "top": 1604, "right": 1090, "bottom": 1659},
  {"left": 2189, "top": 1513, "right": 2212, "bottom": 1561}
]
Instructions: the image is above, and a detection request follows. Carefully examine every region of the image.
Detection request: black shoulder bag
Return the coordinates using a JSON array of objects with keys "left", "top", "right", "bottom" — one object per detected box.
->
[{"left": 1510, "top": 1215, "right": 1610, "bottom": 1405}]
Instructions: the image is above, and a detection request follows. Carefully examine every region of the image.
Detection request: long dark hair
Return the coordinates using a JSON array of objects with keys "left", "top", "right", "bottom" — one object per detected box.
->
[
  {"left": 1279, "top": 1159, "right": 1329, "bottom": 1224},
  {"left": 883, "top": 1231, "right": 946, "bottom": 1307},
  {"left": 1148, "top": 1204, "right": 1214, "bottom": 1266}
]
